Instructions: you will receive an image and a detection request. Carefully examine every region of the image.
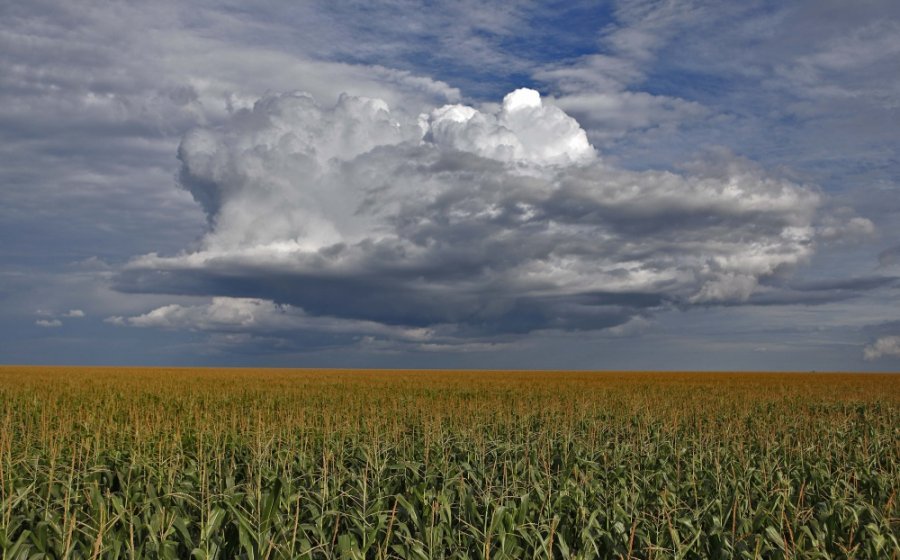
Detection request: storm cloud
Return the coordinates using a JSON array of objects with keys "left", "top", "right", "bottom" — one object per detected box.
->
[{"left": 113, "top": 88, "right": 828, "bottom": 343}]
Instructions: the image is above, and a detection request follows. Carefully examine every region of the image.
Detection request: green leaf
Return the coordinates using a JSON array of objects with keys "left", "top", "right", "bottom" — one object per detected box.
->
[{"left": 765, "top": 526, "right": 786, "bottom": 550}]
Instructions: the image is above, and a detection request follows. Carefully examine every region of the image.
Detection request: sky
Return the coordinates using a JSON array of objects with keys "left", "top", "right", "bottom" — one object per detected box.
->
[{"left": 2, "top": 0, "right": 899, "bottom": 370}]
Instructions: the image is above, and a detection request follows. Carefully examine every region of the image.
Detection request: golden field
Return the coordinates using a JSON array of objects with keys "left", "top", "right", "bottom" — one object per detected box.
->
[{"left": 0, "top": 367, "right": 897, "bottom": 558}]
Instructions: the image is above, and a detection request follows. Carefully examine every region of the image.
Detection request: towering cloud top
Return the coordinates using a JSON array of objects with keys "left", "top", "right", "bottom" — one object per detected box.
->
[{"left": 428, "top": 88, "right": 595, "bottom": 166}]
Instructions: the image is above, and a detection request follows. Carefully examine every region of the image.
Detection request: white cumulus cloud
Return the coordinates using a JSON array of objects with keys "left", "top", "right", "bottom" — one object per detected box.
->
[
  {"left": 109, "top": 297, "right": 478, "bottom": 351},
  {"left": 863, "top": 336, "right": 900, "bottom": 360}
]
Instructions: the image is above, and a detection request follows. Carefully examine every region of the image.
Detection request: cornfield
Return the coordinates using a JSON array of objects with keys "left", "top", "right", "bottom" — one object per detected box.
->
[{"left": 0, "top": 367, "right": 897, "bottom": 559}]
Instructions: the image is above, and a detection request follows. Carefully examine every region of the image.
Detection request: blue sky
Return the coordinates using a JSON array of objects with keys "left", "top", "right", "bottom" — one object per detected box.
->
[{"left": 2, "top": 0, "right": 899, "bottom": 370}]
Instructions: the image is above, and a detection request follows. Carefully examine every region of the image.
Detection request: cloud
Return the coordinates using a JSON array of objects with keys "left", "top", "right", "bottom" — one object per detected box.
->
[
  {"left": 773, "top": 20, "right": 900, "bottom": 106},
  {"left": 29, "top": 308, "right": 85, "bottom": 329},
  {"left": 863, "top": 335, "right": 900, "bottom": 360},
  {"left": 108, "top": 296, "right": 505, "bottom": 352},
  {"left": 534, "top": 54, "right": 644, "bottom": 95},
  {"left": 548, "top": 91, "right": 709, "bottom": 145},
  {"left": 428, "top": 89, "right": 595, "bottom": 166},
  {"left": 111, "top": 297, "right": 411, "bottom": 336},
  {"left": 602, "top": 0, "right": 710, "bottom": 64},
  {"left": 110, "top": 87, "right": 839, "bottom": 344},
  {"left": 879, "top": 245, "right": 900, "bottom": 267},
  {"left": 745, "top": 275, "right": 898, "bottom": 307},
  {"left": 815, "top": 212, "right": 875, "bottom": 244}
]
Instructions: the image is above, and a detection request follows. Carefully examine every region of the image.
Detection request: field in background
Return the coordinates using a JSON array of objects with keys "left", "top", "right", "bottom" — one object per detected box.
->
[{"left": 1, "top": 367, "right": 897, "bottom": 559}]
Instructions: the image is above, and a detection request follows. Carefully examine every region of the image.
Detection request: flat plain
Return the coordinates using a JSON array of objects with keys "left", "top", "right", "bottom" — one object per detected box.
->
[{"left": 1, "top": 366, "right": 897, "bottom": 558}]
